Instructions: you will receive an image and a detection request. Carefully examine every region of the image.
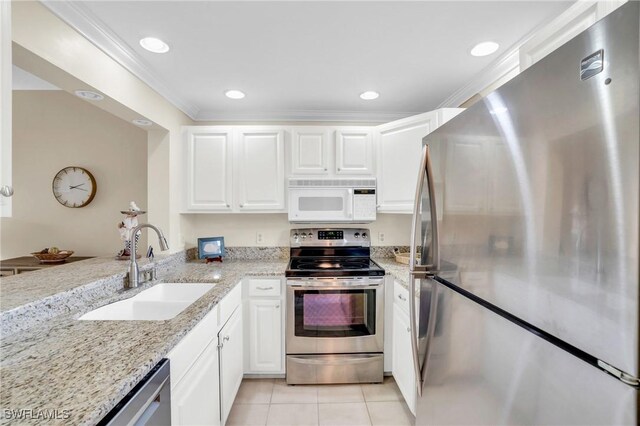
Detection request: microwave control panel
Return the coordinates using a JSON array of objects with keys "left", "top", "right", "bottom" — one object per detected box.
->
[{"left": 353, "top": 189, "right": 377, "bottom": 221}]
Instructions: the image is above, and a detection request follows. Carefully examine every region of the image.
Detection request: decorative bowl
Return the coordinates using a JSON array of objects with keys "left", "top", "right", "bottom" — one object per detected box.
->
[{"left": 31, "top": 250, "right": 74, "bottom": 263}]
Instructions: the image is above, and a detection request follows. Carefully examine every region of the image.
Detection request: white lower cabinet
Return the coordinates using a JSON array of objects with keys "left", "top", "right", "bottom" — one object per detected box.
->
[
  {"left": 243, "top": 278, "right": 285, "bottom": 375},
  {"left": 168, "top": 283, "right": 243, "bottom": 426},
  {"left": 392, "top": 283, "right": 417, "bottom": 415},
  {"left": 248, "top": 299, "right": 283, "bottom": 372},
  {"left": 219, "top": 306, "right": 244, "bottom": 425},
  {"left": 172, "top": 340, "right": 221, "bottom": 426}
]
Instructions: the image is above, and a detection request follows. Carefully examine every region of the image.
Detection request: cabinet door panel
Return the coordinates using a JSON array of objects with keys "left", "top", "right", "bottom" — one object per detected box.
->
[
  {"left": 172, "top": 340, "right": 221, "bottom": 426},
  {"left": 186, "top": 128, "right": 233, "bottom": 211},
  {"left": 377, "top": 115, "right": 435, "bottom": 212},
  {"left": 237, "top": 128, "right": 285, "bottom": 210},
  {"left": 392, "top": 305, "right": 416, "bottom": 415},
  {"left": 249, "top": 299, "right": 283, "bottom": 372},
  {"left": 219, "top": 307, "right": 244, "bottom": 424},
  {"left": 291, "top": 127, "right": 330, "bottom": 175},
  {"left": 335, "top": 129, "right": 373, "bottom": 175}
]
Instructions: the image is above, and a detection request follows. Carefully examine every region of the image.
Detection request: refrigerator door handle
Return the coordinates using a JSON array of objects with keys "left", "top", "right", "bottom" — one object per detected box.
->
[
  {"left": 408, "top": 273, "right": 422, "bottom": 396},
  {"left": 409, "top": 274, "right": 440, "bottom": 397},
  {"left": 419, "top": 280, "right": 440, "bottom": 394},
  {"left": 409, "top": 144, "right": 440, "bottom": 273}
]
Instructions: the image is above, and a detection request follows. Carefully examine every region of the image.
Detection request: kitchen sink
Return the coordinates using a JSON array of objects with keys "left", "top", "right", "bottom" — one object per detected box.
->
[{"left": 79, "top": 283, "right": 215, "bottom": 321}]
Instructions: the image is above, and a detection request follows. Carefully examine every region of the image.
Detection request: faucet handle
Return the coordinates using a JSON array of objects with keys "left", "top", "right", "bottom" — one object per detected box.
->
[{"left": 146, "top": 245, "right": 155, "bottom": 260}]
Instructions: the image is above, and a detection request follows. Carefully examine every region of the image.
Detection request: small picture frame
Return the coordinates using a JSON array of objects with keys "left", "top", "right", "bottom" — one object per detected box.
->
[{"left": 198, "top": 236, "right": 225, "bottom": 261}]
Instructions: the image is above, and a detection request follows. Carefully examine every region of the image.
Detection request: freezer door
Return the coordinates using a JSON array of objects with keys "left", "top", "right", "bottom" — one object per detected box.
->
[
  {"left": 427, "top": 2, "right": 639, "bottom": 378},
  {"left": 415, "top": 281, "right": 637, "bottom": 425}
]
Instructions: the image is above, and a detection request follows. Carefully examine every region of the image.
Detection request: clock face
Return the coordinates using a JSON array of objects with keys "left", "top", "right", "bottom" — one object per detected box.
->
[{"left": 52, "top": 167, "right": 97, "bottom": 208}]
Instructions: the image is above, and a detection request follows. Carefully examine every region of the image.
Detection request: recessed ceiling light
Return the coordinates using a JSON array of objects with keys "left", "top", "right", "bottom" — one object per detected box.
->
[
  {"left": 74, "top": 90, "right": 104, "bottom": 101},
  {"left": 470, "top": 41, "right": 500, "bottom": 57},
  {"left": 139, "top": 37, "right": 170, "bottom": 53},
  {"left": 360, "top": 91, "right": 380, "bottom": 100},
  {"left": 132, "top": 118, "right": 153, "bottom": 126},
  {"left": 225, "top": 90, "right": 245, "bottom": 99}
]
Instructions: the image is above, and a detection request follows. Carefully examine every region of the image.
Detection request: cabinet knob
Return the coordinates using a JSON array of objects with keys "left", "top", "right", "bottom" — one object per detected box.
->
[
  {"left": 337, "top": 167, "right": 341, "bottom": 171},
  {"left": 407, "top": 327, "right": 411, "bottom": 333},
  {"left": 275, "top": 304, "right": 280, "bottom": 308},
  {"left": 324, "top": 168, "right": 328, "bottom": 171},
  {"left": 226, "top": 204, "right": 230, "bottom": 208},
  {"left": 397, "top": 294, "right": 407, "bottom": 301},
  {"left": 239, "top": 204, "right": 244, "bottom": 208},
  {"left": 224, "top": 335, "right": 230, "bottom": 342}
]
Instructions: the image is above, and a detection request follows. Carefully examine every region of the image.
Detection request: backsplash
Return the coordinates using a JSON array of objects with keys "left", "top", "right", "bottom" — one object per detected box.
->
[
  {"left": 371, "top": 246, "right": 410, "bottom": 258},
  {"left": 186, "top": 246, "right": 289, "bottom": 260},
  {"left": 187, "top": 246, "right": 409, "bottom": 260}
]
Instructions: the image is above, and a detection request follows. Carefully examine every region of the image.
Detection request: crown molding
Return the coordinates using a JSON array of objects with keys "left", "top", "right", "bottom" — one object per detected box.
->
[
  {"left": 194, "top": 109, "right": 419, "bottom": 124},
  {"left": 41, "top": 0, "right": 200, "bottom": 119},
  {"left": 437, "top": 43, "right": 521, "bottom": 109}
]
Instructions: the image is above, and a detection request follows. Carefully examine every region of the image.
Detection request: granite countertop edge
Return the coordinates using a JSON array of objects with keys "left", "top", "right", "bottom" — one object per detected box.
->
[
  {"left": 0, "top": 257, "right": 409, "bottom": 426},
  {"left": 0, "top": 259, "right": 287, "bottom": 426}
]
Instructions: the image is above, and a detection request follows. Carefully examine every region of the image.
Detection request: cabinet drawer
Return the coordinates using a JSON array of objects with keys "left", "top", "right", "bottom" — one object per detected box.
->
[
  {"left": 219, "top": 282, "right": 242, "bottom": 326},
  {"left": 393, "top": 281, "right": 411, "bottom": 315},
  {"left": 247, "top": 278, "right": 281, "bottom": 297},
  {"left": 168, "top": 305, "right": 219, "bottom": 388}
]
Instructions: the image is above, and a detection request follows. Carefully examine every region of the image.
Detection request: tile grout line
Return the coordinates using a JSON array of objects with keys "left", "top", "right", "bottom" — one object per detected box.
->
[
  {"left": 361, "top": 384, "right": 375, "bottom": 426},
  {"left": 266, "top": 379, "right": 275, "bottom": 426}
]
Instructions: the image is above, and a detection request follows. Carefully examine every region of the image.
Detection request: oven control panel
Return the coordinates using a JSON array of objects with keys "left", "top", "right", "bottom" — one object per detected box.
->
[
  {"left": 318, "top": 230, "right": 343, "bottom": 240},
  {"left": 290, "top": 228, "right": 370, "bottom": 247}
]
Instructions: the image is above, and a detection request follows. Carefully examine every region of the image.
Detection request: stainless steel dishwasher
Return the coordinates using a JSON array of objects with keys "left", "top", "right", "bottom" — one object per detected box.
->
[{"left": 98, "top": 359, "right": 171, "bottom": 425}]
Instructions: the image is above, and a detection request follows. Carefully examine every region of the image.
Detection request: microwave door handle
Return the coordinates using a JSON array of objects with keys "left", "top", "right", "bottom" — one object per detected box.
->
[{"left": 347, "top": 189, "right": 353, "bottom": 219}]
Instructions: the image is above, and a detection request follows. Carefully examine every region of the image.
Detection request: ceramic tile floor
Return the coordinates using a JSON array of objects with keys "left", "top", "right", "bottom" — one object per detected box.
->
[{"left": 227, "top": 377, "right": 415, "bottom": 426}]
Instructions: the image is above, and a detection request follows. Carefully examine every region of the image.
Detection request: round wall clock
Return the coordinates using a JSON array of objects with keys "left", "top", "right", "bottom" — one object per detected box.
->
[{"left": 52, "top": 166, "right": 97, "bottom": 208}]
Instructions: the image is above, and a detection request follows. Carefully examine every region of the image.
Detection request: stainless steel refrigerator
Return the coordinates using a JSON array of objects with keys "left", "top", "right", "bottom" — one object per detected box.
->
[{"left": 409, "top": 3, "right": 639, "bottom": 424}]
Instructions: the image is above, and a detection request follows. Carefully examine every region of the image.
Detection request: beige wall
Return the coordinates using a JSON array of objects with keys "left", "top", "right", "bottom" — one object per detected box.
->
[
  {"left": 181, "top": 213, "right": 413, "bottom": 247},
  {"left": 11, "top": 1, "right": 193, "bottom": 253},
  {"left": 0, "top": 91, "right": 147, "bottom": 259}
]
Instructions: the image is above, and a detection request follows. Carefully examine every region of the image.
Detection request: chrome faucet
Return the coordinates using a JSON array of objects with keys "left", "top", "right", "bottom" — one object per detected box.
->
[{"left": 128, "top": 224, "right": 169, "bottom": 288}]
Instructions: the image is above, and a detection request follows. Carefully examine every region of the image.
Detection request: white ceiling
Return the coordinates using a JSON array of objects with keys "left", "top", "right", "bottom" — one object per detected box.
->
[{"left": 46, "top": 1, "right": 573, "bottom": 122}]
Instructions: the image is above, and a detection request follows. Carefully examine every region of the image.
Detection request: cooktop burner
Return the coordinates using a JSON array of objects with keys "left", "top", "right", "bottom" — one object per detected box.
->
[
  {"left": 286, "top": 228, "right": 385, "bottom": 278},
  {"left": 286, "top": 257, "right": 385, "bottom": 278}
]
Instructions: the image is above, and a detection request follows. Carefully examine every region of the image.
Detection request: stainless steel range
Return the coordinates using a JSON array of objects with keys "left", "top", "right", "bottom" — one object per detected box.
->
[{"left": 285, "top": 228, "right": 385, "bottom": 385}]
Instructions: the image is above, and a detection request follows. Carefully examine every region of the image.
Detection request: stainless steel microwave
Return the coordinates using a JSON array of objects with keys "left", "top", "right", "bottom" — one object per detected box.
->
[{"left": 288, "top": 178, "right": 377, "bottom": 223}]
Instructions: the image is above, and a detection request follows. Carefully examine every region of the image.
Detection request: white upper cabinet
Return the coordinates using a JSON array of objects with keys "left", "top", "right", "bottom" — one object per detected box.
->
[
  {"left": 290, "top": 127, "right": 330, "bottom": 175},
  {"left": 335, "top": 127, "right": 374, "bottom": 175},
  {"left": 236, "top": 127, "right": 286, "bottom": 211},
  {"left": 376, "top": 109, "right": 464, "bottom": 213},
  {"left": 376, "top": 112, "right": 438, "bottom": 213},
  {"left": 184, "top": 127, "right": 233, "bottom": 211}
]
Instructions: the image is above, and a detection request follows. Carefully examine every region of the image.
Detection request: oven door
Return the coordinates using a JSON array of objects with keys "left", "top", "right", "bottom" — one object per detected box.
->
[
  {"left": 288, "top": 188, "right": 353, "bottom": 223},
  {"left": 286, "top": 279, "right": 384, "bottom": 354}
]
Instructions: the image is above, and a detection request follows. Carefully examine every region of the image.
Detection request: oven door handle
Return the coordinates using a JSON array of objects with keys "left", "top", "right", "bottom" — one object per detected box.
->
[
  {"left": 287, "top": 284, "right": 380, "bottom": 290},
  {"left": 287, "top": 355, "right": 379, "bottom": 366}
]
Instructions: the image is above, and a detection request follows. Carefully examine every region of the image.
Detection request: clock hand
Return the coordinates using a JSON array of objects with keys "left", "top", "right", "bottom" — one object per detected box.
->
[
  {"left": 69, "top": 186, "right": 88, "bottom": 192},
  {"left": 69, "top": 184, "right": 86, "bottom": 189}
]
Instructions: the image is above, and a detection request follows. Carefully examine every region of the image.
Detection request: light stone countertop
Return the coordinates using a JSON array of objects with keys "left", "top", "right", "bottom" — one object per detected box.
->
[
  {"left": 375, "top": 258, "right": 410, "bottom": 287},
  {"left": 0, "top": 255, "right": 178, "bottom": 313},
  {"left": 0, "top": 259, "right": 288, "bottom": 426},
  {"left": 0, "top": 254, "right": 410, "bottom": 426}
]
